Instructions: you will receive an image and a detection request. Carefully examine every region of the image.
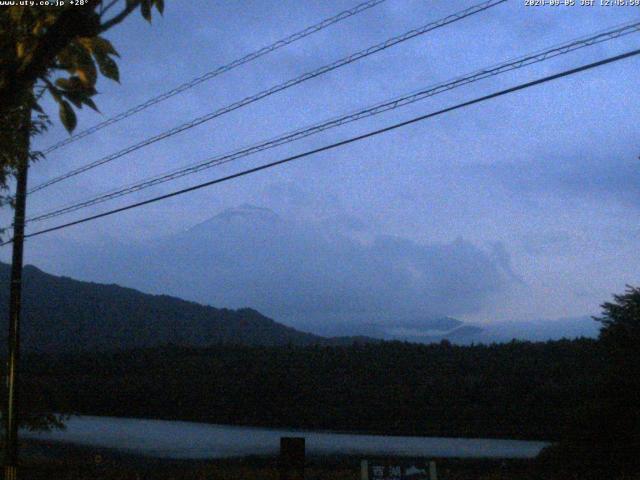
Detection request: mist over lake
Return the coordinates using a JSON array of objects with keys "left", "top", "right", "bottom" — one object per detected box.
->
[{"left": 23, "top": 416, "right": 549, "bottom": 460}]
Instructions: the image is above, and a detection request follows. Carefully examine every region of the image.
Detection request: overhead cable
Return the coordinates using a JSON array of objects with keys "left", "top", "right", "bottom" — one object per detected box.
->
[
  {"left": 39, "top": 0, "right": 389, "bottom": 155},
  {"left": 28, "top": 0, "right": 506, "bottom": 195},
  {"left": 5, "top": 47, "right": 637, "bottom": 245},
  {"left": 26, "top": 19, "right": 640, "bottom": 224}
]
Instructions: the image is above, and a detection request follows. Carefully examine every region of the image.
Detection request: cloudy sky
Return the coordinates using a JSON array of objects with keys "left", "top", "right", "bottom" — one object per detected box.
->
[{"left": 1, "top": 0, "right": 638, "bottom": 333}]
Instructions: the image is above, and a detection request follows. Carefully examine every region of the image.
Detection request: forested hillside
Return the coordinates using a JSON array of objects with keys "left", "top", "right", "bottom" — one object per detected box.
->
[
  {"left": 0, "top": 262, "right": 324, "bottom": 352},
  {"left": 22, "top": 339, "right": 603, "bottom": 441}
]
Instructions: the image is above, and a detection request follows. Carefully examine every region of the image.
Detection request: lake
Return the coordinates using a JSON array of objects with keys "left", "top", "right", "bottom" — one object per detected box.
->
[{"left": 23, "top": 416, "right": 550, "bottom": 459}]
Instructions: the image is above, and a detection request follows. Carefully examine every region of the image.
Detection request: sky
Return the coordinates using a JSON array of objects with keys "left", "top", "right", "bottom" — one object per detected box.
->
[{"left": 1, "top": 0, "right": 639, "bottom": 335}]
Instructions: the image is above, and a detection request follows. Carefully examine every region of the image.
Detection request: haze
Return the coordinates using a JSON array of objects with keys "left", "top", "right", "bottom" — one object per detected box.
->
[{"left": 1, "top": 0, "right": 638, "bottom": 337}]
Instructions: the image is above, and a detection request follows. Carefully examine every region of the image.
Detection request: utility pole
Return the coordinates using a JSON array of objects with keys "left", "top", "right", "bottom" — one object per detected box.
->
[{"left": 4, "top": 106, "right": 30, "bottom": 480}]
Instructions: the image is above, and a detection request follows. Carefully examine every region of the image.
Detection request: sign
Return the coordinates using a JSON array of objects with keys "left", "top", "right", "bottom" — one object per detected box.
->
[
  {"left": 279, "top": 437, "right": 305, "bottom": 480},
  {"left": 361, "top": 459, "right": 437, "bottom": 480}
]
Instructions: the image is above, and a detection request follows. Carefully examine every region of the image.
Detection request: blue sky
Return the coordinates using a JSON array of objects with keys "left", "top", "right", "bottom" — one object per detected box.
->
[{"left": 1, "top": 0, "right": 638, "bottom": 332}]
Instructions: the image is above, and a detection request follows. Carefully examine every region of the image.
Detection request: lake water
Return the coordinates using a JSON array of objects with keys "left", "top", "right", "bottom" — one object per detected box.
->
[{"left": 23, "top": 416, "right": 550, "bottom": 459}]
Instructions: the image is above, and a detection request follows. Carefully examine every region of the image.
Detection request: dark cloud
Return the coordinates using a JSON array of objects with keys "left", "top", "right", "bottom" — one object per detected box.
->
[{"left": 476, "top": 154, "right": 640, "bottom": 208}]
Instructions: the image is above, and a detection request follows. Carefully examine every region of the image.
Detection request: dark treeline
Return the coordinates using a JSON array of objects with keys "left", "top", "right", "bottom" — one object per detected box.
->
[{"left": 22, "top": 338, "right": 603, "bottom": 441}]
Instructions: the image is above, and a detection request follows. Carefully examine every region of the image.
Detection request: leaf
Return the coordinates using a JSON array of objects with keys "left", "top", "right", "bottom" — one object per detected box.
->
[
  {"left": 56, "top": 48, "right": 73, "bottom": 71},
  {"left": 56, "top": 74, "right": 99, "bottom": 111},
  {"left": 141, "top": 0, "right": 152, "bottom": 22},
  {"left": 16, "top": 38, "right": 36, "bottom": 61},
  {"left": 62, "top": 90, "right": 84, "bottom": 109},
  {"left": 32, "top": 102, "right": 44, "bottom": 114},
  {"left": 76, "top": 65, "right": 97, "bottom": 87},
  {"left": 64, "top": 90, "right": 100, "bottom": 112},
  {"left": 93, "top": 37, "right": 119, "bottom": 57},
  {"left": 82, "top": 97, "right": 100, "bottom": 113},
  {"left": 56, "top": 76, "right": 83, "bottom": 91},
  {"left": 47, "top": 84, "right": 63, "bottom": 104},
  {"left": 32, "top": 18, "right": 47, "bottom": 35},
  {"left": 95, "top": 52, "right": 120, "bottom": 83},
  {"left": 55, "top": 77, "right": 71, "bottom": 90},
  {"left": 8, "top": 7, "right": 25, "bottom": 23},
  {"left": 59, "top": 100, "right": 77, "bottom": 133},
  {"left": 155, "top": 0, "right": 164, "bottom": 15},
  {"left": 78, "top": 36, "right": 119, "bottom": 58},
  {"left": 73, "top": 46, "right": 97, "bottom": 86},
  {"left": 59, "top": 43, "right": 97, "bottom": 86},
  {"left": 16, "top": 42, "right": 26, "bottom": 59}
]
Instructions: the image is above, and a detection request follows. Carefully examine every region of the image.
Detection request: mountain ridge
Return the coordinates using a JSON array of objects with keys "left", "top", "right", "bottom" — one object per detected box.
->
[
  {"left": 0, "top": 261, "right": 598, "bottom": 353},
  {"left": 0, "top": 262, "right": 331, "bottom": 353}
]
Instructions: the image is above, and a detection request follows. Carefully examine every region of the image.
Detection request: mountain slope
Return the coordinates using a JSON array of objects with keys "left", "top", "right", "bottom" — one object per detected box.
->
[
  {"left": 0, "top": 260, "right": 597, "bottom": 353},
  {"left": 0, "top": 262, "right": 323, "bottom": 353},
  {"left": 12, "top": 205, "right": 514, "bottom": 339}
]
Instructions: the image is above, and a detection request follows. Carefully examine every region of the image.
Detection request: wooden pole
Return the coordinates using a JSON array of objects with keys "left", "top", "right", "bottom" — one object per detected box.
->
[
  {"left": 360, "top": 460, "right": 369, "bottom": 480},
  {"left": 3, "top": 106, "right": 30, "bottom": 480},
  {"left": 279, "top": 437, "right": 305, "bottom": 480}
]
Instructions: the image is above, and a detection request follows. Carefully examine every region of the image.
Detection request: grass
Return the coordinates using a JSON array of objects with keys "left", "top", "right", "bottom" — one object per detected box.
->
[{"left": 11, "top": 440, "right": 640, "bottom": 480}]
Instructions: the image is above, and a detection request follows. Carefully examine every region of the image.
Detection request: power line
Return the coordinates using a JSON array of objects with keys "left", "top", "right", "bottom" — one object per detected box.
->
[
  {"left": 4, "top": 47, "right": 638, "bottom": 246},
  {"left": 27, "top": 0, "right": 506, "bottom": 195},
  {"left": 39, "top": 0, "right": 388, "bottom": 155},
  {"left": 25, "top": 19, "right": 640, "bottom": 224}
]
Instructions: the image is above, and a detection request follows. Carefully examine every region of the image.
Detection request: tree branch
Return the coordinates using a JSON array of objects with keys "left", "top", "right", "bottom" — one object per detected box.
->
[
  {"left": 100, "top": 0, "right": 121, "bottom": 17},
  {"left": 100, "top": 1, "right": 140, "bottom": 33}
]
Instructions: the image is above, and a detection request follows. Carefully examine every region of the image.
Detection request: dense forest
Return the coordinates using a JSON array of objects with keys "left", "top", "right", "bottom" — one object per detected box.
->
[
  {"left": 4, "top": 263, "right": 637, "bottom": 477},
  {"left": 21, "top": 338, "right": 603, "bottom": 441}
]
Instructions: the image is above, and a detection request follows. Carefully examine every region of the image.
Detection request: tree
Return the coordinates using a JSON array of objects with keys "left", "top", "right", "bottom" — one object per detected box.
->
[
  {"left": 0, "top": 2, "right": 165, "bottom": 475},
  {"left": 592, "top": 285, "right": 640, "bottom": 469},
  {"left": 539, "top": 286, "right": 640, "bottom": 478},
  {"left": 595, "top": 285, "right": 640, "bottom": 358},
  {"left": 0, "top": 0, "right": 164, "bottom": 206}
]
